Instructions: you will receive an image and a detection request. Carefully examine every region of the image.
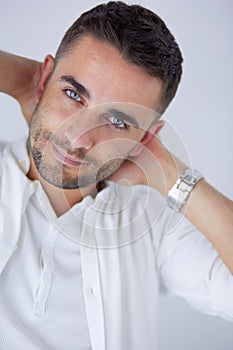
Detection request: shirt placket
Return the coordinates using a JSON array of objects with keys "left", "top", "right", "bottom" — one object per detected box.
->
[
  {"left": 33, "top": 225, "right": 59, "bottom": 316},
  {"left": 81, "top": 211, "right": 106, "bottom": 350}
]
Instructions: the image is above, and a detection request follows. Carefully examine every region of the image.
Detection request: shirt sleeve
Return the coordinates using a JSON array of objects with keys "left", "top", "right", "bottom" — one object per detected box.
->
[{"left": 157, "top": 208, "right": 233, "bottom": 322}]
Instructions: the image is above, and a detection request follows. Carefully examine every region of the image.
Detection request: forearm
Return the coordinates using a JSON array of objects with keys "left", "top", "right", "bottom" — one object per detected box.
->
[
  {"left": 0, "top": 51, "right": 41, "bottom": 122},
  {"left": 181, "top": 180, "right": 233, "bottom": 274},
  {"left": 0, "top": 51, "right": 37, "bottom": 97},
  {"left": 150, "top": 142, "right": 233, "bottom": 275}
]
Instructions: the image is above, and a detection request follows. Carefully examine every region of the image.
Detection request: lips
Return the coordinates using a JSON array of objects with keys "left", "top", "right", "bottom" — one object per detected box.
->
[{"left": 51, "top": 142, "right": 85, "bottom": 166}]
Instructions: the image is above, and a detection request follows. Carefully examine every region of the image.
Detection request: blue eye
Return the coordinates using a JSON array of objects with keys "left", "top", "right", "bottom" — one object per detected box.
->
[
  {"left": 65, "top": 89, "right": 82, "bottom": 102},
  {"left": 110, "top": 116, "right": 128, "bottom": 130}
]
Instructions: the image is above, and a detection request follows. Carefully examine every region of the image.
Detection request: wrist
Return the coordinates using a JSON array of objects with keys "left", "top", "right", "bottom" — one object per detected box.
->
[
  {"left": 166, "top": 168, "right": 204, "bottom": 212},
  {"left": 153, "top": 150, "right": 188, "bottom": 197}
]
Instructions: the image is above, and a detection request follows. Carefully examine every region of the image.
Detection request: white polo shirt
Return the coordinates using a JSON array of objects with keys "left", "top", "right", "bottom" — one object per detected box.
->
[{"left": 0, "top": 138, "right": 232, "bottom": 350}]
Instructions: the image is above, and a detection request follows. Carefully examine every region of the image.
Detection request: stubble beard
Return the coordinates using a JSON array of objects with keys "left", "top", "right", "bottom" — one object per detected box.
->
[{"left": 29, "top": 107, "right": 127, "bottom": 190}]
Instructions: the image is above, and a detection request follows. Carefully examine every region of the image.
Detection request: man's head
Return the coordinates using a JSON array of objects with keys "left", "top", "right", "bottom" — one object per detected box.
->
[
  {"left": 55, "top": 1, "right": 183, "bottom": 114},
  {"left": 29, "top": 1, "right": 183, "bottom": 190}
]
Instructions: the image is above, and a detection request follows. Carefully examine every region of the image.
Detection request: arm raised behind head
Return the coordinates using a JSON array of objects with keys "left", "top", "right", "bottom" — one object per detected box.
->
[
  {"left": 109, "top": 134, "right": 233, "bottom": 276},
  {"left": 0, "top": 51, "right": 41, "bottom": 123}
]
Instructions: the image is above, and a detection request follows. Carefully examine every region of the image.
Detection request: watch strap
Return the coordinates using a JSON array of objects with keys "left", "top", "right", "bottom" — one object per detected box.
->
[{"left": 166, "top": 168, "right": 204, "bottom": 212}]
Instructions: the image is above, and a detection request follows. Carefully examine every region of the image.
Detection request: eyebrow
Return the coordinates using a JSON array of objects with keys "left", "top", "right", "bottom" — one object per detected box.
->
[
  {"left": 108, "top": 109, "right": 139, "bottom": 129},
  {"left": 59, "top": 76, "right": 139, "bottom": 128},
  {"left": 60, "top": 75, "right": 90, "bottom": 99}
]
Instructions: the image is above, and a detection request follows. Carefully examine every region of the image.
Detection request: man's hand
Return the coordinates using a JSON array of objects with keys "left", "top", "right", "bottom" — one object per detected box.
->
[
  {"left": 108, "top": 133, "right": 186, "bottom": 196},
  {"left": 0, "top": 51, "right": 42, "bottom": 123}
]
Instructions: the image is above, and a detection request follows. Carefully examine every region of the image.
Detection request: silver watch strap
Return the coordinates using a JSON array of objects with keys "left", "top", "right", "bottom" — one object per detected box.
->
[{"left": 166, "top": 168, "right": 204, "bottom": 212}]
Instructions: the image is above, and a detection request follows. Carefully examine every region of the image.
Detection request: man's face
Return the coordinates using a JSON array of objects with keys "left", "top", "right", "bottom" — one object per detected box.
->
[{"left": 29, "top": 35, "right": 162, "bottom": 189}]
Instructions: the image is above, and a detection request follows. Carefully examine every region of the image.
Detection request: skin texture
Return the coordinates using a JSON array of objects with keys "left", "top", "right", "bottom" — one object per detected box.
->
[{"left": 0, "top": 51, "right": 41, "bottom": 121}]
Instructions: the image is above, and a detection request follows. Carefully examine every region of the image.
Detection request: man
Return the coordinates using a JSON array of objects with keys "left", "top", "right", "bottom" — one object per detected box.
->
[{"left": 0, "top": 2, "right": 232, "bottom": 350}]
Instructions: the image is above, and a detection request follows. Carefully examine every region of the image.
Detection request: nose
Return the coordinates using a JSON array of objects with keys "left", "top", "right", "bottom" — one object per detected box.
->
[
  {"left": 64, "top": 126, "right": 93, "bottom": 149},
  {"left": 63, "top": 115, "right": 95, "bottom": 150}
]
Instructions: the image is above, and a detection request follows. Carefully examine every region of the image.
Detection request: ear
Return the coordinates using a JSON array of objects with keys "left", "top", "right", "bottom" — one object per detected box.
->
[
  {"left": 36, "top": 54, "right": 54, "bottom": 103},
  {"left": 129, "top": 120, "right": 165, "bottom": 157}
]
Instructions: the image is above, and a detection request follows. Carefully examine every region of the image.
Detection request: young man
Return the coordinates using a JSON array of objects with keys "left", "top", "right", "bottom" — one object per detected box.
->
[{"left": 0, "top": 2, "right": 232, "bottom": 349}]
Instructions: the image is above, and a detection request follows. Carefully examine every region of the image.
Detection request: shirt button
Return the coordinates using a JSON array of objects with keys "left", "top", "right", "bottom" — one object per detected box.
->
[{"left": 90, "top": 287, "right": 95, "bottom": 295}]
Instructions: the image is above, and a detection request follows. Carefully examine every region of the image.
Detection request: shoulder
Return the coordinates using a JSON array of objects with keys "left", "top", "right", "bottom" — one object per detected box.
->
[
  {"left": 97, "top": 181, "right": 165, "bottom": 219},
  {"left": 83, "top": 181, "right": 166, "bottom": 248},
  {"left": 0, "top": 137, "right": 29, "bottom": 183}
]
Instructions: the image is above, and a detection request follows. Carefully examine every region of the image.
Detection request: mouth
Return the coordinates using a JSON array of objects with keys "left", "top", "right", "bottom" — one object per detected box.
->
[{"left": 51, "top": 142, "right": 86, "bottom": 167}]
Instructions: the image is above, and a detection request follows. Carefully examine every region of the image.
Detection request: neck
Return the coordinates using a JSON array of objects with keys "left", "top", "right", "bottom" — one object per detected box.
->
[{"left": 27, "top": 152, "right": 99, "bottom": 217}]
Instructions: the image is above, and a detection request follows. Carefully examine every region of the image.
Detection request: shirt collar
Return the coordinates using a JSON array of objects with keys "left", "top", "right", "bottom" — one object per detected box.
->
[{"left": 10, "top": 135, "right": 30, "bottom": 175}]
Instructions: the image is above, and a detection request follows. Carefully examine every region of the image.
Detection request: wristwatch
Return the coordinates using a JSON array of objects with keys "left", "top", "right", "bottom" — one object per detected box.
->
[{"left": 166, "top": 168, "right": 204, "bottom": 212}]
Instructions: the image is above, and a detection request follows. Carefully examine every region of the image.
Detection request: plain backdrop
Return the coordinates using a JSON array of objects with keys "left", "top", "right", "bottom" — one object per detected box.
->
[{"left": 0, "top": 1, "right": 233, "bottom": 349}]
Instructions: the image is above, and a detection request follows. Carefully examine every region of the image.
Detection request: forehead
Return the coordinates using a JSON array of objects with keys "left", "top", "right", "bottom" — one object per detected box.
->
[{"left": 53, "top": 36, "right": 162, "bottom": 125}]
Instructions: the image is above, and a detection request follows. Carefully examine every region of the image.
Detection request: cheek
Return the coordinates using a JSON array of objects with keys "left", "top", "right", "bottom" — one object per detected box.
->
[
  {"left": 37, "top": 91, "right": 81, "bottom": 129},
  {"left": 93, "top": 139, "right": 134, "bottom": 164},
  {"left": 32, "top": 106, "right": 66, "bottom": 140}
]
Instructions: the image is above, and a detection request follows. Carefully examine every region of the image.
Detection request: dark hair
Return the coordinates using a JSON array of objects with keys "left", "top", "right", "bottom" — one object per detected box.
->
[{"left": 55, "top": 1, "right": 183, "bottom": 113}]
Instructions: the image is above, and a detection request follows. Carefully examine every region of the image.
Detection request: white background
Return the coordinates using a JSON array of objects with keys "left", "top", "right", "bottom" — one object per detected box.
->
[{"left": 0, "top": 0, "right": 233, "bottom": 349}]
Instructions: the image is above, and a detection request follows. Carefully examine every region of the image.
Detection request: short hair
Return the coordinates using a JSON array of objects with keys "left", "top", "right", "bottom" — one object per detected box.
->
[{"left": 55, "top": 1, "right": 183, "bottom": 114}]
